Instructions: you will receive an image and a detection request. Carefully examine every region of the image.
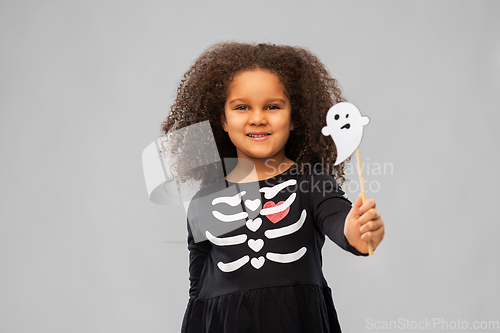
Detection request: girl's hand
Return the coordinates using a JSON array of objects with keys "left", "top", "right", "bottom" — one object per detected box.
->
[{"left": 344, "top": 193, "right": 385, "bottom": 254}]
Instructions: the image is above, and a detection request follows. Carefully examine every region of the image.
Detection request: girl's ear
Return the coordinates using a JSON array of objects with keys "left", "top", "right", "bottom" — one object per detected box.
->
[{"left": 221, "top": 114, "right": 228, "bottom": 132}]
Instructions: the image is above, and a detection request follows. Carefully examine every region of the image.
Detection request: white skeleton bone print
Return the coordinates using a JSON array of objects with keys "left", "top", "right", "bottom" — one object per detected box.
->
[{"left": 208, "top": 179, "right": 307, "bottom": 272}]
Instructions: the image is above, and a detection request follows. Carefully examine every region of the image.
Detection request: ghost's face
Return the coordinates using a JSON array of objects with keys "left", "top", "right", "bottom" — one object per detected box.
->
[
  {"left": 321, "top": 102, "right": 369, "bottom": 165},
  {"left": 332, "top": 108, "right": 352, "bottom": 131}
]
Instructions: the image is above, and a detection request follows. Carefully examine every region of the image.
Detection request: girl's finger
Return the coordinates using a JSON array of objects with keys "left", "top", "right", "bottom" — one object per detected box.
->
[
  {"left": 359, "top": 218, "right": 383, "bottom": 233},
  {"left": 347, "top": 193, "right": 364, "bottom": 219},
  {"left": 371, "top": 226, "right": 385, "bottom": 243},
  {"left": 360, "top": 221, "right": 377, "bottom": 234},
  {"left": 359, "top": 198, "right": 376, "bottom": 215},
  {"left": 360, "top": 231, "right": 372, "bottom": 242},
  {"left": 358, "top": 208, "right": 380, "bottom": 225},
  {"left": 361, "top": 225, "right": 385, "bottom": 242},
  {"left": 353, "top": 193, "right": 364, "bottom": 210}
]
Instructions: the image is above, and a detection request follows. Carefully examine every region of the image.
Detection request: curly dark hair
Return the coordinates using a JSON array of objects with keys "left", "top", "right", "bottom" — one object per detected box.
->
[{"left": 160, "top": 42, "right": 351, "bottom": 189}]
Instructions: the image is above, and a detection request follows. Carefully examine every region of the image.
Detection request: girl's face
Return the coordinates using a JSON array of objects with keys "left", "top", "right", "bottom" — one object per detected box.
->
[{"left": 221, "top": 69, "right": 294, "bottom": 163}]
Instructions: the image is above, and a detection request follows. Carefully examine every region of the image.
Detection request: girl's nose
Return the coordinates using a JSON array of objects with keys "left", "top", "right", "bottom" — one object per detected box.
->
[{"left": 248, "top": 109, "right": 267, "bottom": 125}]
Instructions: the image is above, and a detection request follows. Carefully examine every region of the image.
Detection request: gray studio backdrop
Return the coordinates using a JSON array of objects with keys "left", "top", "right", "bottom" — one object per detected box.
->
[{"left": 1, "top": 0, "right": 499, "bottom": 332}]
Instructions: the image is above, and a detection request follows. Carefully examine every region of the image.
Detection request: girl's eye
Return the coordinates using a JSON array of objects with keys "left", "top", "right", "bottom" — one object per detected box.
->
[
  {"left": 235, "top": 105, "right": 249, "bottom": 111},
  {"left": 265, "top": 105, "right": 280, "bottom": 110}
]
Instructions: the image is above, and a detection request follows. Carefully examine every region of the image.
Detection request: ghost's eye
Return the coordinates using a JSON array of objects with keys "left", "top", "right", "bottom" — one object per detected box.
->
[
  {"left": 334, "top": 114, "right": 339, "bottom": 120},
  {"left": 346, "top": 114, "right": 349, "bottom": 118}
]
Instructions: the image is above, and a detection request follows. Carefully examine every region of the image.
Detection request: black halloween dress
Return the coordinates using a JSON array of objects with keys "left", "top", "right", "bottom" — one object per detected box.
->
[{"left": 181, "top": 165, "right": 367, "bottom": 333}]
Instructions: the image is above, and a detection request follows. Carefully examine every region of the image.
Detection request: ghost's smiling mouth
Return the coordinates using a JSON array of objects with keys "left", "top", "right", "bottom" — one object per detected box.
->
[{"left": 341, "top": 123, "right": 350, "bottom": 130}]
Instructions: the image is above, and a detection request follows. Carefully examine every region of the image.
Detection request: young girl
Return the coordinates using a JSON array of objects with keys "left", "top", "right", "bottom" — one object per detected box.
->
[{"left": 161, "top": 42, "right": 385, "bottom": 333}]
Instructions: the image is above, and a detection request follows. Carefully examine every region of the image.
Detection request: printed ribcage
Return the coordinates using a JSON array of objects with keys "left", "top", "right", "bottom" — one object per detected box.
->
[{"left": 209, "top": 179, "right": 307, "bottom": 272}]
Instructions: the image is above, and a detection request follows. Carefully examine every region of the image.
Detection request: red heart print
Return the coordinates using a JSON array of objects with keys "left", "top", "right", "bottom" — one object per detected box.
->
[{"left": 263, "top": 201, "right": 290, "bottom": 223}]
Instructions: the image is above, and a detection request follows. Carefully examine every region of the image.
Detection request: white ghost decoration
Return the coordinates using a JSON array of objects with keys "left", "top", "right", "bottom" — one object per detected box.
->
[{"left": 321, "top": 102, "right": 370, "bottom": 165}]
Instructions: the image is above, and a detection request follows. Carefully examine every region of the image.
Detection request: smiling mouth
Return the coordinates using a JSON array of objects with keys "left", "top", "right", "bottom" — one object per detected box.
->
[
  {"left": 341, "top": 123, "right": 350, "bottom": 130},
  {"left": 247, "top": 134, "right": 270, "bottom": 138}
]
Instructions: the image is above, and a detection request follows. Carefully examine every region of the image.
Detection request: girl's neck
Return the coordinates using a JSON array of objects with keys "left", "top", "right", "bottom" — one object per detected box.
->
[{"left": 225, "top": 156, "right": 295, "bottom": 183}]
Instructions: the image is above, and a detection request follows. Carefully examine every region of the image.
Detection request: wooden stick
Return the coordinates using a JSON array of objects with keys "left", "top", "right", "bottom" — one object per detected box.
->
[{"left": 356, "top": 147, "right": 374, "bottom": 256}]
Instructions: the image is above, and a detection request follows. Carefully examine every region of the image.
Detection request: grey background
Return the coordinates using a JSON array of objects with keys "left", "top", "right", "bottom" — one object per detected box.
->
[{"left": 1, "top": 0, "right": 499, "bottom": 332}]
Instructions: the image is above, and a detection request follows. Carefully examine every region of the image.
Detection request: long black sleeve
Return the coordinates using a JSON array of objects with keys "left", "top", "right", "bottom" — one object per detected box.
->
[
  {"left": 186, "top": 221, "right": 210, "bottom": 297},
  {"left": 308, "top": 171, "right": 368, "bottom": 256}
]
